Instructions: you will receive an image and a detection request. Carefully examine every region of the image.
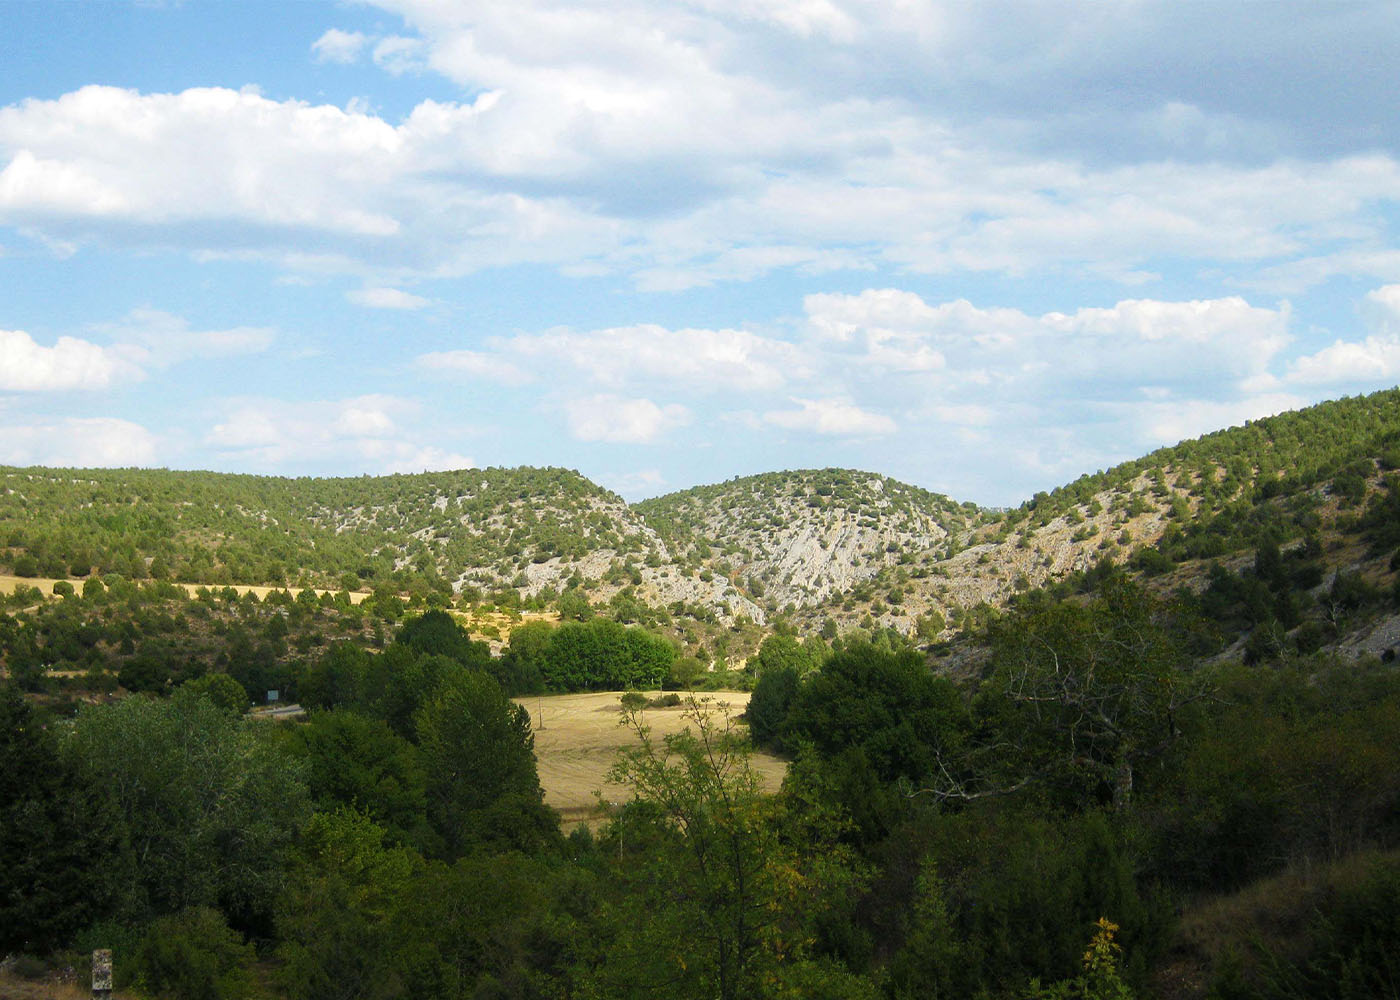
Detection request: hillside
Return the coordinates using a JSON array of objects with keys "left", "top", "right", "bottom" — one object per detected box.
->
[
  {"left": 5, "top": 387, "right": 1400, "bottom": 661},
  {"left": 636, "top": 469, "right": 981, "bottom": 610},
  {"left": 0, "top": 465, "right": 661, "bottom": 596}
]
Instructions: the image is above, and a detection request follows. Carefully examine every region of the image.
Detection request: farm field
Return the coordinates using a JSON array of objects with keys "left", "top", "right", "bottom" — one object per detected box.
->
[
  {"left": 0, "top": 573, "right": 371, "bottom": 605},
  {"left": 515, "top": 689, "right": 787, "bottom": 828}
]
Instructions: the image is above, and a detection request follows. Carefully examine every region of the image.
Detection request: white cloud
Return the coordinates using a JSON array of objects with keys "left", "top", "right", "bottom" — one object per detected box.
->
[
  {"left": 505, "top": 323, "right": 809, "bottom": 391},
  {"left": 0, "top": 417, "right": 158, "bottom": 466},
  {"left": 372, "top": 36, "right": 427, "bottom": 75},
  {"left": 347, "top": 286, "right": 430, "bottom": 309},
  {"left": 802, "top": 290, "right": 1292, "bottom": 387},
  {"left": 0, "top": 328, "right": 141, "bottom": 390},
  {"left": 357, "top": 440, "right": 474, "bottom": 473},
  {"left": 98, "top": 308, "right": 274, "bottom": 366},
  {"left": 1281, "top": 338, "right": 1400, "bottom": 386},
  {"left": 564, "top": 395, "right": 690, "bottom": 443},
  {"left": 1362, "top": 284, "right": 1400, "bottom": 334},
  {"left": 311, "top": 28, "right": 370, "bottom": 64},
  {"left": 204, "top": 394, "right": 469, "bottom": 472},
  {"left": 0, "top": 23, "right": 1397, "bottom": 291},
  {"left": 417, "top": 322, "right": 811, "bottom": 395},
  {"left": 601, "top": 467, "right": 667, "bottom": 500},
  {"left": 1134, "top": 394, "right": 1308, "bottom": 447},
  {"left": 416, "top": 349, "right": 533, "bottom": 386},
  {"left": 763, "top": 396, "right": 896, "bottom": 436}
]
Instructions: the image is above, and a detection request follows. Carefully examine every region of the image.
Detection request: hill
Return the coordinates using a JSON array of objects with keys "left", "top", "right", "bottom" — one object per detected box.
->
[
  {"left": 636, "top": 469, "right": 981, "bottom": 611},
  {"left": 5, "top": 386, "right": 1400, "bottom": 661}
]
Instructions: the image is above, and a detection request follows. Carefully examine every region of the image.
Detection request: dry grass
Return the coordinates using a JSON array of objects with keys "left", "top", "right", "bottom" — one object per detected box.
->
[
  {"left": 514, "top": 690, "right": 787, "bottom": 828},
  {"left": 0, "top": 574, "right": 369, "bottom": 605},
  {"left": 0, "top": 971, "right": 136, "bottom": 1000},
  {"left": 1154, "top": 847, "right": 1400, "bottom": 1000}
]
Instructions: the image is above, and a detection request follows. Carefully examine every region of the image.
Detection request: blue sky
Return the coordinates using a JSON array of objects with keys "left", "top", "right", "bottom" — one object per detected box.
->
[{"left": 2, "top": 0, "right": 1400, "bottom": 505}]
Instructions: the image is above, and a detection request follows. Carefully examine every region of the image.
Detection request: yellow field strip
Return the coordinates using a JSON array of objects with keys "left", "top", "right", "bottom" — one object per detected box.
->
[{"left": 0, "top": 573, "right": 370, "bottom": 604}]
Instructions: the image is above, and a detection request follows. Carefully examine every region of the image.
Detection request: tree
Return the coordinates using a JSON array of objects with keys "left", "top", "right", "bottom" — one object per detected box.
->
[
  {"left": 0, "top": 684, "right": 121, "bottom": 954},
  {"left": 182, "top": 672, "right": 252, "bottom": 714},
  {"left": 131, "top": 907, "right": 257, "bottom": 1000},
  {"left": 64, "top": 689, "right": 311, "bottom": 928},
  {"left": 395, "top": 609, "right": 489, "bottom": 668},
  {"left": 952, "top": 578, "right": 1208, "bottom": 811},
  {"left": 603, "top": 698, "right": 854, "bottom": 1000},
  {"left": 276, "top": 809, "right": 423, "bottom": 1000},
  {"left": 285, "top": 709, "right": 436, "bottom": 853},
  {"left": 415, "top": 671, "right": 556, "bottom": 856}
]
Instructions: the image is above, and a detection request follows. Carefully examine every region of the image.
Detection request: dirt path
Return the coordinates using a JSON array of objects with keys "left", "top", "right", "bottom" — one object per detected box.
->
[{"left": 514, "top": 689, "right": 787, "bottom": 828}]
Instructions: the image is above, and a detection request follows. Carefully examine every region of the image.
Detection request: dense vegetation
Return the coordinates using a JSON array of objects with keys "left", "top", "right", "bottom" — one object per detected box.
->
[
  {"left": 7, "top": 387, "right": 1400, "bottom": 998},
  {"left": 0, "top": 465, "right": 653, "bottom": 595},
  {"left": 7, "top": 578, "right": 1400, "bottom": 999}
]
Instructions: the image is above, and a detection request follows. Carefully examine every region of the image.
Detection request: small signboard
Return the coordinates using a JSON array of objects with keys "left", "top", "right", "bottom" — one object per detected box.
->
[
  {"left": 267, "top": 690, "right": 279, "bottom": 703},
  {"left": 92, "top": 949, "right": 113, "bottom": 995}
]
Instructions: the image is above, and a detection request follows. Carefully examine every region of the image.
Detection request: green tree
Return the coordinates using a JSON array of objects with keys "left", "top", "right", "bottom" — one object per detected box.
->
[
  {"left": 603, "top": 698, "right": 856, "bottom": 1000},
  {"left": 415, "top": 671, "right": 557, "bottom": 856},
  {"left": 181, "top": 672, "right": 252, "bottom": 714},
  {"left": 64, "top": 689, "right": 310, "bottom": 928},
  {"left": 131, "top": 906, "right": 257, "bottom": 1000},
  {"left": 0, "top": 684, "right": 121, "bottom": 954},
  {"left": 276, "top": 809, "right": 423, "bottom": 1000},
  {"left": 285, "top": 709, "right": 436, "bottom": 853},
  {"left": 968, "top": 579, "right": 1208, "bottom": 811}
]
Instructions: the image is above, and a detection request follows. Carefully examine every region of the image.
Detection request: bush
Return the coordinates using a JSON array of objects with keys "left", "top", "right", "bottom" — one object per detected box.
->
[{"left": 132, "top": 907, "right": 256, "bottom": 1000}]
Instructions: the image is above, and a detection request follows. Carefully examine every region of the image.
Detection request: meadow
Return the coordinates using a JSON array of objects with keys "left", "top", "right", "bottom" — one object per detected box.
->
[{"left": 515, "top": 689, "right": 787, "bottom": 827}]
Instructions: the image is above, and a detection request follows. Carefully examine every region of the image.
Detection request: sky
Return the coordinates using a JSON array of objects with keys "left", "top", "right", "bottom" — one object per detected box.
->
[{"left": 2, "top": 1, "right": 1400, "bottom": 506}]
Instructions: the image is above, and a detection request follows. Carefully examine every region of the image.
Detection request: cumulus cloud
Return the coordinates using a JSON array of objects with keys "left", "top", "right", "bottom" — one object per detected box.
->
[
  {"left": 311, "top": 29, "right": 370, "bottom": 64},
  {"left": 347, "top": 286, "right": 430, "bottom": 309},
  {"left": 1, "top": 1, "right": 1398, "bottom": 292},
  {"left": 0, "top": 417, "right": 158, "bottom": 466},
  {"left": 600, "top": 467, "right": 667, "bottom": 500},
  {"left": 564, "top": 395, "right": 690, "bottom": 443},
  {"left": 763, "top": 396, "right": 896, "bottom": 436},
  {"left": 802, "top": 290, "right": 1292, "bottom": 389},
  {"left": 0, "top": 328, "right": 141, "bottom": 391},
  {"left": 204, "top": 394, "right": 471, "bottom": 472},
  {"left": 372, "top": 36, "right": 427, "bottom": 75},
  {"left": 1362, "top": 284, "right": 1400, "bottom": 334},
  {"left": 1134, "top": 394, "right": 1309, "bottom": 447},
  {"left": 419, "top": 322, "right": 810, "bottom": 394}
]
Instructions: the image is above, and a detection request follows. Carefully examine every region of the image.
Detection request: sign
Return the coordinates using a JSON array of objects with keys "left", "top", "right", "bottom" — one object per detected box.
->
[
  {"left": 92, "top": 949, "right": 112, "bottom": 993},
  {"left": 267, "top": 690, "right": 279, "bottom": 703}
]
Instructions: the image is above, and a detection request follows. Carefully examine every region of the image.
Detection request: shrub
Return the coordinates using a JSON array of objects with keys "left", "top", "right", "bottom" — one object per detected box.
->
[{"left": 131, "top": 907, "right": 256, "bottom": 1000}]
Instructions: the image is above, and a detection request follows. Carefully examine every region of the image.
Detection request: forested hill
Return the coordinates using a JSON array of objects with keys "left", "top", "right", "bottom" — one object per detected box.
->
[
  {"left": 0, "top": 465, "right": 661, "bottom": 596},
  {"left": 5, "top": 386, "right": 1400, "bottom": 652}
]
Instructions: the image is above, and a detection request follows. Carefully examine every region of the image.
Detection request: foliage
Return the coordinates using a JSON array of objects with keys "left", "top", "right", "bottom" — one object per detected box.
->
[
  {"left": 131, "top": 906, "right": 257, "bottom": 1000},
  {"left": 415, "top": 670, "right": 558, "bottom": 856},
  {"left": 602, "top": 697, "right": 860, "bottom": 1000},
  {"left": 0, "top": 683, "right": 121, "bottom": 954},
  {"left": 62, "top": 688, "right": 311, "bottom": 929},
  {"left": 1024, "top": 919, "right": 1135, "bottom": 1000}
]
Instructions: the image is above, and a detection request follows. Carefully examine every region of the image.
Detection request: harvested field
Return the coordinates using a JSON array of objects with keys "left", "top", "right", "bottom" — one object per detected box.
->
[
  {"left": 0, "top": 574, "right": 370, "bottom": 605},
  {"left": 514, "top": 690, "right": 787, "bottom": 828}
]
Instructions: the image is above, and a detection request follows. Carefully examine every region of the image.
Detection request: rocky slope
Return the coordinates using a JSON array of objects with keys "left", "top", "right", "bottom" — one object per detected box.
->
[{"left": 637, "top": 470, "right": 981, "bottom": 611}]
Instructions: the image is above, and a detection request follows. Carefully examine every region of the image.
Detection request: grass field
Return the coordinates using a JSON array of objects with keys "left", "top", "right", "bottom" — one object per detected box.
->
[
  {"left": 0, "top": 574, "right": 370, "bottom": 605},
  {"left": 514, "top": 690, "right": 787, "bottom": 828}
]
